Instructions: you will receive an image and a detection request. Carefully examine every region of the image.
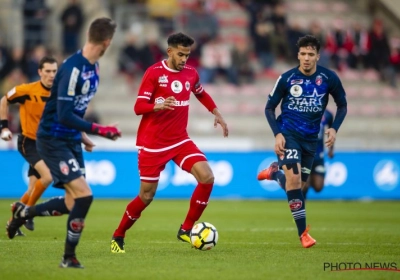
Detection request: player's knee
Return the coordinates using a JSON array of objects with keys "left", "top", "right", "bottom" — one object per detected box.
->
[
  {"left": 140, "top": 190, "right": 156, "bottom": 204},
  {"left": 41, "top": 175, "right": 53, "bottom": 186},
  {"left": 314, "top": 185, "right": 324, "bottom": 192},
  {"left": 198, "top": 173, "right": 214, "bottom": 184}
]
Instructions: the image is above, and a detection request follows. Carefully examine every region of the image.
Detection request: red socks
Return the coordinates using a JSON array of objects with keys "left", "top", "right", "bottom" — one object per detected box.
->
[
  {"left": 113, "top": 196, "right": 147, "bottom": 238},
  {"left": 182, "top": 183, "right": 213, "bottom": 230}
]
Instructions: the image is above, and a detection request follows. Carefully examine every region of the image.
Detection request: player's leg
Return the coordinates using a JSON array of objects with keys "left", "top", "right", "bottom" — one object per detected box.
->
[
  {"left": 309, "top": 158, "right": 325, "bottom": 194},
  {"left": 111, "top": 148, "right": 166, "bottom": 253},
  {"left": 257, "top": 161, "right": 287, "bottom": 190},
  {"left": 174, "top": 141, "right": 212, "bottom": 242},
  {"left": 26, "top": 160, "right": 52, "bottom": 207}
]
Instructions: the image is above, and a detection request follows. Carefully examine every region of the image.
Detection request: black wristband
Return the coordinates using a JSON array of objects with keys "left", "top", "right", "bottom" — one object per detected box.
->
[{"left": 0, "top": 119, "right": 8, "bottom": 129}]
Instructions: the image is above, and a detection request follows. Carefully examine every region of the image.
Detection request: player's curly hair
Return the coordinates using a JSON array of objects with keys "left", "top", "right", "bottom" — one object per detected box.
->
[
  {"left": 167, "top": 32, "right": 195, "bottom": 47},
  {"left": 296, "top": 35, "right": 321, "bottom": 52}
]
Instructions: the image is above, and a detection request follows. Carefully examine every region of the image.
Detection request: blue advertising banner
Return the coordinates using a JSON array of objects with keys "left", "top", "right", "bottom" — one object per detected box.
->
[{"left": 0, "top": 150, "right": 399, "bottom": 200}]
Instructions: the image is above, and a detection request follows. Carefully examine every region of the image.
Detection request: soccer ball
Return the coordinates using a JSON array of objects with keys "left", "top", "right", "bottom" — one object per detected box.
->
[{"left": 190, "top": 222, "right": 218, "bottom": 250}]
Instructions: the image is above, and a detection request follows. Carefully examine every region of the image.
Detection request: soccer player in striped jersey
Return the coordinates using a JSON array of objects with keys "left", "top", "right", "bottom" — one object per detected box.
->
[
  {"left": 257, "top": 35, "right": 347, "bottom": 248},
  {"left": 1, "top": 56, "right": 57, "bottom": 235},
  {"left": 7, "top": 17, "right": 121, "bottom": 268},
  {"left": 110, "top": 32, "right": 228, "bottom": 253}
]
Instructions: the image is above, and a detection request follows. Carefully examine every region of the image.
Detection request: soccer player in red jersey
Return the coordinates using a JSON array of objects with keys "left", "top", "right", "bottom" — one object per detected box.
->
[{"left": 110, "top": 32, "right": 229, "bottom": 253}]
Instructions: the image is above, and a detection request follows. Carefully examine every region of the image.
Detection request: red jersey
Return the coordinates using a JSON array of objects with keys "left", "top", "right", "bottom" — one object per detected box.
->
[{"left": 135, "top": 60, "right": 206, "bottom": 151}]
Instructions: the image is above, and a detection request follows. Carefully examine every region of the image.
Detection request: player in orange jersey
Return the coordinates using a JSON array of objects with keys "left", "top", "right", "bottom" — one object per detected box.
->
[{"left": 0, "top": 56, "right": 57, "bottom": 235}]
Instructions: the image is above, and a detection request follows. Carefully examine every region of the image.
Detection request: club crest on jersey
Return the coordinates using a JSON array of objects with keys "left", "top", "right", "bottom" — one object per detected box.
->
[
  {"left": 171, "top": 80, "right": 183, "bottom": 93},
  {"left": 185, "top": 81, "right": 190, "bottom": 91},
  {"left": 290, "top": 85, "right": 303, "bottom": 97},
  {"left": 59, "top": 161, "right": 69, "bottom": 175},
  {"left": 315, "top": 75, "right": 323, "bottom": 86},
  {"left": 81, "top": 80, "right": 90, "bottom": 94}
]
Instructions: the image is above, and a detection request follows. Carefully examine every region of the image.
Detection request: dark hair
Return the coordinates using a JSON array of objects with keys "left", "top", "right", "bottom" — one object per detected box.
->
[
  {"left": 38, "top": 56, "right": 57, "bottom": 69},
  {"left": 167, "top": 32, "right": 195, "bottom": 48},
  {"left": 296, "top": 35, "right": 320, "bottom": 52},
  {"left": 88, "top": 17, "right": 117, "bottom": 44}
]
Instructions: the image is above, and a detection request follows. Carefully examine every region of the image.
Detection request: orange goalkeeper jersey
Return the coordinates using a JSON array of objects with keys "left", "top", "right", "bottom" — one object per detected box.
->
[{"left": 6, "top": 81, "right": 51, "bottom": 140}]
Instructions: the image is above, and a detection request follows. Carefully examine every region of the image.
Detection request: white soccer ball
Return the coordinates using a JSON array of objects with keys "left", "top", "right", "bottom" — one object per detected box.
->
[{"left": 190, "top": 222, "right": 218, "bottom": 251}]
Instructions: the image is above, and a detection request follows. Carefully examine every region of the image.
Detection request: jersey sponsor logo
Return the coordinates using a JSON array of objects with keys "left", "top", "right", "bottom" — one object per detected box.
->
[
  {"left": 74, "top": 91, "right": 95, "bottom": 110},
  {"left": 7, "top": 87, "right": 16, "bottom": 98},
  {"left": 288, "top": 88, "right": 326, "bottom": 113},
  {"left": 158, "top": 74, "right": 168, "bottom": 83},
  {"left": 68, "top": 67, "right": 80, "bottom": 96},
  {"left": 174, "top": 100, "right": 189, "bottom": 106},
  {"left": 171, "top": 80, "right": 183, "bottom": 93},
  {"left": 81, "top": 70, "right": 95, "bottom": 80},
  {"left": 315, "top": 75, "right": 323, "bottom": 86},
  {"left": 288, "top": 199, "right": 303, "bottom": 211},
  {"left": 155, "top": 97, "right": 165, "bottom": 104},
  {"left": 81, "top": 80, "right": 90, "bottom": 94},
  {"left": 290, "top": 79, "right": 303, "bottom": 85},
  {"left": 59, "top": 161, "right": 70, "bottom": 175},
  {"left": 290, "top": 85, "right": 303, "bottom": 97},
  {"left": 185, "top": 81, "right": 190, "bottom": 91}
]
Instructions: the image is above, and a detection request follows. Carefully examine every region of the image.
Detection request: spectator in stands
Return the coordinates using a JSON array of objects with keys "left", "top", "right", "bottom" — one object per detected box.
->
[
  {"left": 26, "top": 45, "right": 48, "bottom": 82},
  {"left": 287, "top": 21, "right": 306, "bottom": 63},
  {"left": 0, "top": 41, "right": 14, "bottom": 85},
  {"left": 60, "top": 0, "right": 84, "bottom": 57},
  {"left": 251, "top": 10, "right": 274, "bottom": 70},
  {"left": 231, "top": 39, "right": 254, "bottom": 85},
  {"left": 146, "top": 0, "right": 178, "bottom": 35},
  {"left": 183, "top": 0, "right": 219, "bottom": 53},
  {"left": 269, "top": 2, "right": 290, "bottom": 62},
  {"left": 325, "top": 19, "right": 355, "bottom": 71},
  {"left": 118, "top": 33, "right": 143, "bottom": 89},
  {"left": 198, "top": 37, "right": 237, "bottom": 85},
  {"left": 367, "top": 18, "right": 391, "bottom": 82},
  {"left": 308, "top": 20, "right": 329, "bottom": 67},
  {"left": 23, "top": 0, "right": 49, "bottom": 51},
  {"left": 348, "top": 21, "right": 369, "bottom": 69}
]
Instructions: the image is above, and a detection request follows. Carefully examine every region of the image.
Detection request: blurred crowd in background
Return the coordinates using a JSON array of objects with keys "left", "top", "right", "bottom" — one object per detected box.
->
[{"left": 0, "top": 0, "right": 399, "bottom": 134}]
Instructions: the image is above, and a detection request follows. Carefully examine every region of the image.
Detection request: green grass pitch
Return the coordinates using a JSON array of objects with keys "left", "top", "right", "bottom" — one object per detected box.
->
[{"left": 0, "top": 199, "right": 399, "bottom": 280}]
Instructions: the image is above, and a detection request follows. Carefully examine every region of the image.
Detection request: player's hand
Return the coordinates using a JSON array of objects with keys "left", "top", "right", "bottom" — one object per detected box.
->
[
  {"left": 154, "top": 96, "right": 176, "bottom": 111},
  {"left": 1, "top": 128, "right": 12, "bottom": 141},
  {"left": 81, "top": 132, "right": 95, "bottom": 152},
  {"left": 325, "top": 128, "right": 336, "bottom": 148},
  {"left": 91, "top": 123, "right": 121, "bottom": 140},
  {"left": 275, "top": 133, "right": 286, "bottom": 157},
  {"left": 213, "top": 110, "right": 228, "bottom": 137}
]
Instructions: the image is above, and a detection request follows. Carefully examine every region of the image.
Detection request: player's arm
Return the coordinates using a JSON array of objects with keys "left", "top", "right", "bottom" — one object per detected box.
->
[
  {"left": 57, "top": 67, "right": 121, "bottom": 140},
  {"left": 0, "top": 85, "right": 28, "bottom": 140},
  {"left": 265, "top": 76, "right": 286, "bottom": 155},
  {"left": 192, "top": 77, "right": 228, "bottom": 137},
  {"left": 326, "top": 74, "right": 347, "bottom": 148},
  {"left": 326, "top": 110, "right": 335, "bottom": 158}
]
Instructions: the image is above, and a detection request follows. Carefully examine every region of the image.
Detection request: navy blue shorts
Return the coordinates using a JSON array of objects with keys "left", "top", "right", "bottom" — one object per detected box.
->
[
  {"left": 17, "top": 135, "right": 41, "bottom": 179},
  {"left": 36, "top": 136, "right": 85, "bottom": 189},
  {"left": 277, "top": 133, "right": 318, "bottom": 182},
  {"left": 311, "top": 157, "right": 326, "bottom": 177}
]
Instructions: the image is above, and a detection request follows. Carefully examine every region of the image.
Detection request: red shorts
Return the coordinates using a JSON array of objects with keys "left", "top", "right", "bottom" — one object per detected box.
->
[{"left": 138, "top": 140, "right": 206, "bottom": 182}]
